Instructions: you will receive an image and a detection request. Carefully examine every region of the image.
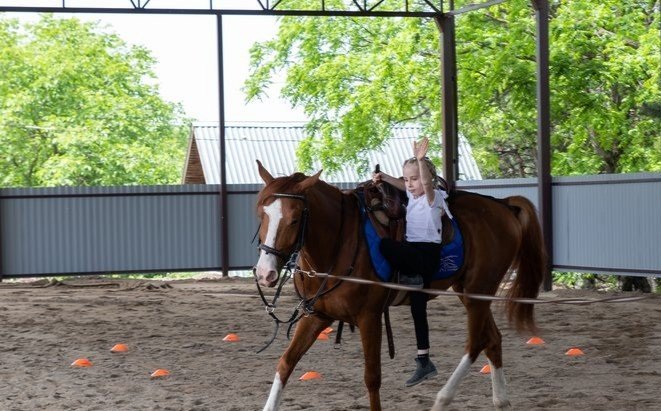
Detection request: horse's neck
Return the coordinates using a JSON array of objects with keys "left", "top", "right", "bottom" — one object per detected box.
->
[{"left": 301, "top": 186, "right": 356, "bottom": 271}]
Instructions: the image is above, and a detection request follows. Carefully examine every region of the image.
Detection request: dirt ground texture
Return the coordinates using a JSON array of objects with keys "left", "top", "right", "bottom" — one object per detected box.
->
[{"left": 0, "top": 277, "right": 658, "bottom": 411}]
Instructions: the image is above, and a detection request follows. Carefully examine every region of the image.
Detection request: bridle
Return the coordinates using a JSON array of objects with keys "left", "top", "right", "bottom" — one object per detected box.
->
[
  {"left": 252, "top": 190, "right": 358, "bottom": 353},
  {"left": 252, "top": 193, "right": 311, "bottom": 352}
]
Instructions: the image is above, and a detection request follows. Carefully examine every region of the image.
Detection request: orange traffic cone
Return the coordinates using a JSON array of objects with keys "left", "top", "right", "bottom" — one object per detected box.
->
[
  {"left": 110, "top": 343, "right": 129, "bottom": 353},
  {"left": 322, "top": 327, "right": 334, "bottom": 334},
  {"left": 71, "top": 358, "right": 92, "bottom": 367},
  {"left": 150, "top": 369, "right": 170, "bottom": 378},
  {"left": 526, "top": 337, "right": 545, "bottom": 345},
  {"left": 480, "top": 364, "right": 491, "bottom": 374},
  {"left": 223, "top": 333, "right": 240, "bottom": 342},
  {"left": 317, "top": 333, "right": 329, "bottom": 340},
  {"left": 565, "top": 348, "right": 585, "bottom": 356},
  {"left": 299, "top": 371, "right": 322, "bottom": 381}
]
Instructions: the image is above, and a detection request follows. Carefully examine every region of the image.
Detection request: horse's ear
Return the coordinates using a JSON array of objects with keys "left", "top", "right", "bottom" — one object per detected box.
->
[
  {"left": 298, "top": 169, "right": 323, "bottom": 191},
  {"left": 257, "top": 160, "right": 274, "bottom": 184}
]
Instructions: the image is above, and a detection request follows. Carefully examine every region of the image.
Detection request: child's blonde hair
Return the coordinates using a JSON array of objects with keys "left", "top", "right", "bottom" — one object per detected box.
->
[{"left": 403, "top": 157, "right": 447, "bottom": 191}]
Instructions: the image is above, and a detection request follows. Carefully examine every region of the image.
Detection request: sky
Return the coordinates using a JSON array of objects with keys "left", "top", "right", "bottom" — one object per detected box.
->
[{"left": 13, "top": 12, "right": 307, "bottom": 123}]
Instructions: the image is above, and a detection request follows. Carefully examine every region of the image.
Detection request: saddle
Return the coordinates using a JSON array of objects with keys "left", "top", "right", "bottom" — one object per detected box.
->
[
  {"left": 356, "top": 180, "right": 455, "bottom": 245},
  {"left": 356, "top": 180, "right": 406, "bottom": 240}
]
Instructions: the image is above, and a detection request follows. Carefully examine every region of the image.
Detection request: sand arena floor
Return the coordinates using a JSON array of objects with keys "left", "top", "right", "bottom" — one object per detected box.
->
[{"left": 0, "top": 277, "right": 658, "bottom": 410}]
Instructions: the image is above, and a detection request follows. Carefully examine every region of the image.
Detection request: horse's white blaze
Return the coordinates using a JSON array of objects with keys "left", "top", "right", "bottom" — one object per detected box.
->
[
  {"left": 432, "top": 354, "right": 473, "bottom": 410},
  {"left": 255, "top": 199, "right": 282, "bottom": 285},
  {"left": 263, "top": 372, "right": 284, "bottom": 411},
  {"left": 488, "top": 360, "right": 510, "bottom": 409}
]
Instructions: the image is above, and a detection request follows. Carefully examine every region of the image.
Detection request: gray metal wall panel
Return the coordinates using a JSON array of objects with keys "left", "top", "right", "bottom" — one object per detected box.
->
[
  {"left": 459, "top": 174, "right": 661, "bottom": 276},
  {"left": 456, "top": 179, "right": 539, "bottom": 209},
  {"left": 2, "top": 173, "right": 660, "bottom": 277},
  {"left": 227, "top": 190, "right": 260, "bottom": 269},
  {"left": 1, "top": 186, "right": 221, "bottom": 276},
  {"left": 552, "top": 174, "right": 661, "bottom": 275}
]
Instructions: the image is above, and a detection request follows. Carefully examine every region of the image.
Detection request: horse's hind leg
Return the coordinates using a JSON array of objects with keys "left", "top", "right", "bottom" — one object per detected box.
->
[
  {"left": 432, "top": 300, "right": 510, "bottom": 411},
  {"left": 263, "top": 315, "right": 332, "bottom": 411}
]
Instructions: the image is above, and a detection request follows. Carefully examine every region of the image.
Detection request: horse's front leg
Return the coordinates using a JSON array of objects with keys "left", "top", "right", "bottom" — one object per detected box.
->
[
  {"left": 263, "top": 315, "right": 332, "bottom": 411},
  {"left": 358, "top": 314, "right": 383, "bottom": 411}
]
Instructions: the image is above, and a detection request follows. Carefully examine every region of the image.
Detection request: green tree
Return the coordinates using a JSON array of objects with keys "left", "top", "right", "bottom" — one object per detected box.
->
[
  {"left": 550, "top": 1, "right": 660, "bottom": 175},
  {"left": 245, "top": 0, "right": 660, "bottom": 177},
  {"left": 245, "top": 2, "right": 442, "bottom": 174},
  {"left": 0, "top": 14, "right": 189, "bottom": 187}
]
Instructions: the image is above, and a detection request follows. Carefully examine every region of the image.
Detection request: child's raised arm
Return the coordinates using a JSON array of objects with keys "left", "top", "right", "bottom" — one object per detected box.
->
[{"left": 413, "top": 137, "right": 436, "bottom": 205}]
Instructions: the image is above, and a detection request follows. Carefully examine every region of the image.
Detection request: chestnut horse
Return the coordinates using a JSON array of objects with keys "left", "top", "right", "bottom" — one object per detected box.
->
[{"left": 253, "top": 161, "right": 545, "bottom": 411}]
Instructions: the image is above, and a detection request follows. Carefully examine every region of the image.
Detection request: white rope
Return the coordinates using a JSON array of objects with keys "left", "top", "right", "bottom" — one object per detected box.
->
[{"left": 295, "top": 270, "right": 651, "bottom": 305}]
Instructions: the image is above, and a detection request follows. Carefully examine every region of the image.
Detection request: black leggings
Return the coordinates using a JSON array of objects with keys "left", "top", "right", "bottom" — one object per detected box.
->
[{"left": 379, "top": 238, "right": 441, "bottom": 350}]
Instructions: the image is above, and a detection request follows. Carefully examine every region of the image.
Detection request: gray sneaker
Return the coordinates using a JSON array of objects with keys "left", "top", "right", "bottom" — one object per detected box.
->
[
  {"left": 405, "top": 357, "right": 437, "bottom": 387},
  {"left": 398, "top": 274, "right": 424, "bottom": 288}
]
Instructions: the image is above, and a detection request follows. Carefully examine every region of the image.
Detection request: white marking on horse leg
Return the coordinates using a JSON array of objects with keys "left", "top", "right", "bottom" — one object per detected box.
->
[
  {"left": 263, "top": 372, "right": 284, "bottom": 411},
  {"left": 431, "top": 354, "right": 473, "bottom": 411},
  {"left": 256, "top": 199, "right": 282, "bottom": 285},
  {"left": 488, "top": 360, "right": 511, "bottom": 410}
]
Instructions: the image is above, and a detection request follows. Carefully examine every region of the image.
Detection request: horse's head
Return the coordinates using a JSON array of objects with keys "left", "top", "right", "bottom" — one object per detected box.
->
[{"left": 253, "top": 160, "right": 322, "bottom": 287}]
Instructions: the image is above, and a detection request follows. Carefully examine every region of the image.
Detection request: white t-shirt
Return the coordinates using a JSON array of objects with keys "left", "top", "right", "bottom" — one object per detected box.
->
[{"left": 405, "top": 188, "right": 450, "bottom": 244}]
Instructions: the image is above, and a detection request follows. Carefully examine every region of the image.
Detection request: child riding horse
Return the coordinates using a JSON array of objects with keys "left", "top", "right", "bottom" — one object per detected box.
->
[{"left": 253, "top": 160, "right": 545, "bottom": 411}]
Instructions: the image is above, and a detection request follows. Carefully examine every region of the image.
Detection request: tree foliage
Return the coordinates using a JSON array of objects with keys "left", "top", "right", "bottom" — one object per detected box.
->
[
  {"left": 246, "top": 5, "right": 440, "bottom": 174},
  {"left": 245, "top": 0, "right": 660, "bottom": 177},
  {"left": 0, "top": 14, "right": 189, "bottom": 187}
]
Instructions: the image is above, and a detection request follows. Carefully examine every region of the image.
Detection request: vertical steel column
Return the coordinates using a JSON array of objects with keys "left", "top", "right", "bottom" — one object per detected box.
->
[
  {"left": 435, "top": 14, "right": 459, "bottom": 189},
  {"left": 217, "top": 14, "right": 230, "bottom": 277},
  {"left": 0, "top": 197, "right": 3, "bottom": 282},
  {"left": 533, "top": 0, "right": 553, "bottom": 290}
]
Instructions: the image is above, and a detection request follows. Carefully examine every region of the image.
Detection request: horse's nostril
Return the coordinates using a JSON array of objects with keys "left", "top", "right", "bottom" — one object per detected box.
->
[{"left": 266, "top": 270, "right": 278, "bottom": 283}]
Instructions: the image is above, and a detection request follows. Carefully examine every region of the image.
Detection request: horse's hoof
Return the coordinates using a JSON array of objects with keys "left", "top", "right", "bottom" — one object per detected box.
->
[
  {"left": 494, "top": 399, "right": 511, "bottom": 410},
  {"left": 430, "top": 398, "right": 451, "bottom": 411}
]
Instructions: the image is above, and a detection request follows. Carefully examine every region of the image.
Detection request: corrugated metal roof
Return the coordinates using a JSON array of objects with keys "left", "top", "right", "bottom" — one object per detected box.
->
[{"left": 188, "top": 122, "right": 482, "bottom": 184}]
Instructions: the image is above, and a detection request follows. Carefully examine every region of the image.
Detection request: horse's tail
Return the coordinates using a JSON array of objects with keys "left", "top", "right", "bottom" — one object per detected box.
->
[{"left": 505, "top": 196, "right": 547, "bottom": 332}]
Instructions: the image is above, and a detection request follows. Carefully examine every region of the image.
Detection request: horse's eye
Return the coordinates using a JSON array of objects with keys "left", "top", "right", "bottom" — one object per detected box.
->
[{"left": 289, "top": 219, "right": 299, "bottom": 226}]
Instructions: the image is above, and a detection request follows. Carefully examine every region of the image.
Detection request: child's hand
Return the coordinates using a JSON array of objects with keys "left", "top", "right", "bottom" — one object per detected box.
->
[
  {"left": 372, "top": 172, "right": 383, "bottom": 183},
  {"left": 413, "top": 137, "right": 429, "bottom": 160}
]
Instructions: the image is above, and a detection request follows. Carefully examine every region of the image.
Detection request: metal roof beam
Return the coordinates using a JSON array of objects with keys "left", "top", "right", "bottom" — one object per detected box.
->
[
  {"left": 445, "top": 0, "right": 508, "bottom": 16},
  {"left": 0, "top": 0, "right": 443, "bottom": 17}
]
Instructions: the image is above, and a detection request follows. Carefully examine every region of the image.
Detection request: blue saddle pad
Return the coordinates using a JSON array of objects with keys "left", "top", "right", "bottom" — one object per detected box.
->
[
  {"left": 433, "top": 218, "right": 464, "bottom": 280},
  {"left": 356, "top": 191, "right": 392, "bottom": 281},
  {"left": 360, "top": 196, "right": 464, "bottom": 282},
  {"left": 363, "top": 217, "right": 393, "bottom": 281}
]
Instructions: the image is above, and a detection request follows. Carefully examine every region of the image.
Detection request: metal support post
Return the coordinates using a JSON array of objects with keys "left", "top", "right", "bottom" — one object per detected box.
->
[
  {"left": 217, "top": 14, "right": 230, "bottom": 277},
  {"left": 533, "top": 0, "right": 553, "bottom": 290},
  {"left": 435, "top": 14, "right": 459, "bottom": 189}
]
